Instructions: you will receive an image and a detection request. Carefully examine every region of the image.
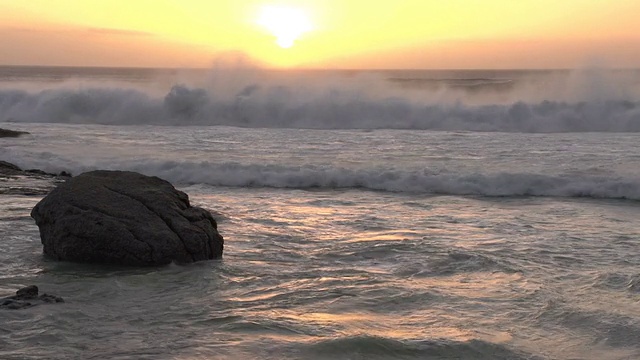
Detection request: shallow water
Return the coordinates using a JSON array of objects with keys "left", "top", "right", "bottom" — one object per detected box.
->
[{"left": 2, "top": 181, "right": 640, "bottom": 359}]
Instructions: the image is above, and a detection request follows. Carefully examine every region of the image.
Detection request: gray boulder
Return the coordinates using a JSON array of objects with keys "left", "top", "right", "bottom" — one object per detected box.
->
[{"left": 31, "top": 170, "right": 223, "bottom": 266}]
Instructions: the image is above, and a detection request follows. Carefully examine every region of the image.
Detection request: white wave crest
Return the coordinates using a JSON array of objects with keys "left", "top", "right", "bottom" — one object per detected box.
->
[
  {"left": 2, "top": 81, "right": 640, "bottom": 132},
  {"left": 133, "top": 162, "right": 640, "bottom": 199},
  {"left": 10, "top": 156, "right": 638, "bottom": 200}
]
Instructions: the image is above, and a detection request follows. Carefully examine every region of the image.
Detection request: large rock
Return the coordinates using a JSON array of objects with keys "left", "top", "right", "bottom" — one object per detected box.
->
[{"left": 31, "top": 170, "right": 224, "bottom": 266}]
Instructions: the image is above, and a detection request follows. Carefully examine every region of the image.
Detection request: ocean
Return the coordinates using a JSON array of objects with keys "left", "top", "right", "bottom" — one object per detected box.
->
[{"left": 1, "top": 66, "right": 640, "bottom": 359}]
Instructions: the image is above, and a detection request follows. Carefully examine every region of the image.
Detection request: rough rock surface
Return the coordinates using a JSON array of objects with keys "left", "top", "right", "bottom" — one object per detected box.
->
[
  {"left": 31, "top": 170, "right": 224, "bottom": 266},
  {"left": 1, "top": 285, "right": 64, "bottom": 310}
]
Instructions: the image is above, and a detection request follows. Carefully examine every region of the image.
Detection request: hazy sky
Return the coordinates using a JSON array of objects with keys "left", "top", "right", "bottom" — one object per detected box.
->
[{"left": 1, "top": 0, "right": 639, "bottom": 69}]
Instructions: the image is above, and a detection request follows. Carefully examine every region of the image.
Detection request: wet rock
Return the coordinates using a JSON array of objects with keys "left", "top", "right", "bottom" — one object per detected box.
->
[
  {"left": 31, "top": 170, "right": 224, "bottom": 266},
  {"left": 1, "top": 285, "right": 64, "bottom": 310},
  {"left": 0, "top": 128, "right": 29, "bottom": 138},
  {"left": 0, "top": 160, "right": 70, "bottom": 179},
  {"left": 25, "top": 169, "right": 50, "bottom": 176},
  {"left": 16, "top": 285, "right": 39, "bottom": 298},
  {"left": 0, "top": 160, "right": 71, "bottom": 195},
  {"left": 0, "top": 160, "right": 23, "bottom": 174}
]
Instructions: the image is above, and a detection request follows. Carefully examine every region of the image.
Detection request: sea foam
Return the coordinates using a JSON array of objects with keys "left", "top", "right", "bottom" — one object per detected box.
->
[
  {"left": 1, "top": 68, "right": 639, "bottom": 132},
  {"left": 5, "top": 153, "right": 639, "bottom": 200},
  {"left": 108, "top": 162, "right": 640, "bottom": 200}
]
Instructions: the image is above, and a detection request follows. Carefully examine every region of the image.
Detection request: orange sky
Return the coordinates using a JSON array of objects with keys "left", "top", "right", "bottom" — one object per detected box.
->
[{"left": 1, "top": 0, "right": 639, "bottom": 69}]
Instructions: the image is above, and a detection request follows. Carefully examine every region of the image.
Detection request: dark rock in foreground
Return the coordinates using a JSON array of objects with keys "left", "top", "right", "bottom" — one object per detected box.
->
[
  {"left": 0, "top": 128, "right": 29, "bottom": 138},
  {"left": 1, "top": 285, "right": 64, "bottom": 310},
  {"left": 31, "top": 170, "right": 224, "bottom": 266}
]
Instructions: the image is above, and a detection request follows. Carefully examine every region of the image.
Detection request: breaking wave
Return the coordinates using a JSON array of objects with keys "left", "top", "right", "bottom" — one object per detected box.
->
[
  {"left": 112, "top": 162, "right": 640, "bottom": 199},
  {"left": 2, "top": 68, "right": 640, "bottom": 132},
  {"left": 8, "top": 155, "right": 640, "bottom": 200}
]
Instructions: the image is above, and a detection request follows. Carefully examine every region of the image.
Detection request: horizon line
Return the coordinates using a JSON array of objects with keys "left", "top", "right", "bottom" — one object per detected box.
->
[{"left": 1, "top": 64, "right": 639, "bottom": 72}]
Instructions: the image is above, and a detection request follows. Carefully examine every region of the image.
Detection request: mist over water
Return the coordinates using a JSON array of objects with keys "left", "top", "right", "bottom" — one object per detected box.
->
[{"left": 1, "top": 66, "right": 639, "bottom": 132}]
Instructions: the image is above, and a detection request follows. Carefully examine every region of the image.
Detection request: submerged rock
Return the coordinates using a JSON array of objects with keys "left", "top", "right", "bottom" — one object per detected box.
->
[
  {"left": 0, "top": 128, "right": 29, "bottom": 138},
  {"left": 1, "top": 285, "right": 64, "bottom": 310},
  {"left": 31, "top": 170, "right": 224, "bottom": 266}
]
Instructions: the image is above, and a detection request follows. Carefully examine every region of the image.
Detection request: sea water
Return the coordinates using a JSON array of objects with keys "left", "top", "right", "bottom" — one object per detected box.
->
[{"left": 1, "top": 66, "right": 640, "bottom": 359}]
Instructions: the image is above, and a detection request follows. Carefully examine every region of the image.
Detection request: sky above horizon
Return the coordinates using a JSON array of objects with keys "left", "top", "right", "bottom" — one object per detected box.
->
[{"left": 1, "top": 0, "right": 639, "bottom": 69}]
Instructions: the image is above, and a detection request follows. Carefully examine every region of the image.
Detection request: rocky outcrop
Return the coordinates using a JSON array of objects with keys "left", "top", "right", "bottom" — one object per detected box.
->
[
  {"left": 0, "top": 160, "right": 71, "bottom": 178},
  {"left": 0, "top": 160, "right": 23, "bottom": 175},
  {"left": 0, "top": 128, "right": 29, "bottom": 138},
  {"left": 0, "top": 161, "right": 71, "bottom": 195},
  {"left": 30, "top": 170, "right": 224, "bottom": 266},
  {"left": 1, "top": 285, "right": 64, "bottom": 310}
]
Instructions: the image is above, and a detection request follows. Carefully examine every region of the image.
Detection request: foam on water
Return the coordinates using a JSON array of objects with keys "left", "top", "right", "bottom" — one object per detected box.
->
[
  {"left": 3, "top": 121, "right": 640, "bottom": 200},
  {"left": 2, "top": 67, "right": 640, "bottom": 132},
  {"left": 7, "top": 158, "right": 640, "bottom": 200}
]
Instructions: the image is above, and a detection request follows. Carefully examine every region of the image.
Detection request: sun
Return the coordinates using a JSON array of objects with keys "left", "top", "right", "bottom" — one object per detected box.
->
[{"left": 257, "top": 6, "right": 312, "bottom": 48}]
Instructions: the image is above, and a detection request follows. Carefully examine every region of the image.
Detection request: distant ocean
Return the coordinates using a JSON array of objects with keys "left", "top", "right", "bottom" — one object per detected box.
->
[{"left": 1, "top": 66, "right": 640, "bottom": 360}]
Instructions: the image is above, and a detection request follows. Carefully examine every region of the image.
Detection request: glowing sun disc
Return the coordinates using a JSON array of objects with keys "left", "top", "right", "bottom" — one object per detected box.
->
[{"left": 258, "top": 6, "right": 312, "bottom": 48}]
